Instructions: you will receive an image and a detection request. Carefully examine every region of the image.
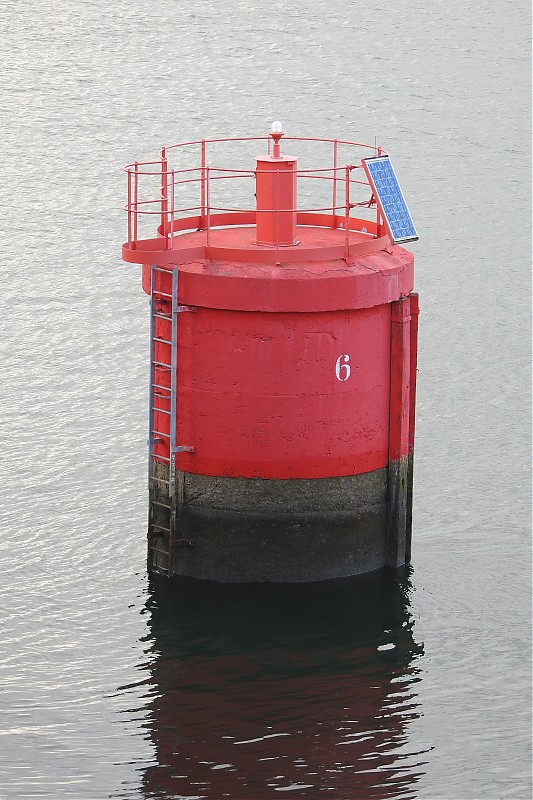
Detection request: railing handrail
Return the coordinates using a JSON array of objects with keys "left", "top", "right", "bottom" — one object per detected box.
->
[
  {"left": 123, "top": 164, "right": 368, "bottom": 178},
  {"left": 160, "top": 134, "right": 381, "bottom": 151}
]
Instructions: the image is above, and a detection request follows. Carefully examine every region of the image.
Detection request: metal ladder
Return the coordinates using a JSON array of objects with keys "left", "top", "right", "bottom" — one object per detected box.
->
[{"left": 147, "top": 264, "right": 194, "bottom": 575}]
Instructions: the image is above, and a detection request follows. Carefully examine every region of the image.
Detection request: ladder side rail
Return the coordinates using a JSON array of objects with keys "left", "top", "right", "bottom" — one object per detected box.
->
[
  {"left": 164, "top": 267, "right": 179, "bottom": 573},
  {"left": 169, "top": 268, "right": 179, "bottom": 500},
  {"left": 147, "top": 263, "right": 159, "bottom": 571},
  {"left": 148, "top": 264, "right": 158, "bottom": 470}
]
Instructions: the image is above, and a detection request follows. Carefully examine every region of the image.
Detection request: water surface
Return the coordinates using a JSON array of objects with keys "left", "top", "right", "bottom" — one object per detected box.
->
[{"left": 0, "top": 0, "right": 530, "bottom": 797}]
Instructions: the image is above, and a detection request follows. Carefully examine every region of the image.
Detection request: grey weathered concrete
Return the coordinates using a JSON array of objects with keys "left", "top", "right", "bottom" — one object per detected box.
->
[{"left": 148, "top": 466, "right": 403, "bottom": 582}]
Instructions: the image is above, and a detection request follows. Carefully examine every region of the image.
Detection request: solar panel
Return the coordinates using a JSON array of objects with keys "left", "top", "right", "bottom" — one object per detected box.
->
[{"left": 361, "top": 156, "right": 418, "bottom": 244}]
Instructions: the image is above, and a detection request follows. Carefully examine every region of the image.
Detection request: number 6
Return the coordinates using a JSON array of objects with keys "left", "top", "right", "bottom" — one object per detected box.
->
[{"left": 335, "top": 354, "right": 351, "bottom": 381}]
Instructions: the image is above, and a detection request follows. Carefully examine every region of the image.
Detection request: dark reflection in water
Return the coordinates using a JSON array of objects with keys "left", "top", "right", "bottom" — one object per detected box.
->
[{"left": 139, "top": 569, "right": 426, "bottom": 800}]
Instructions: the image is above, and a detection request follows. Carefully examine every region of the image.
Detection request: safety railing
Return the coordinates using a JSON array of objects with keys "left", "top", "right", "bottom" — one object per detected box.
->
[{"left": 124, "top": 136, "right": 386, "bottom": 254}]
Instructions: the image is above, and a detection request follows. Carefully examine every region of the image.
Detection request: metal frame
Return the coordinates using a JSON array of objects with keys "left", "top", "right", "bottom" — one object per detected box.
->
[
  {"left": 361, "top": 155, "right": 418, "bottom": 244},
  {"left": 124, "top": 135, "right": 390, "bottom": 259}
]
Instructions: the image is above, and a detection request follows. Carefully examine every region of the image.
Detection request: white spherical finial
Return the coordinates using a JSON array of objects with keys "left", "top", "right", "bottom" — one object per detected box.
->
[{"left": 270, "top": 120, "right": 283, "bottom": 135}]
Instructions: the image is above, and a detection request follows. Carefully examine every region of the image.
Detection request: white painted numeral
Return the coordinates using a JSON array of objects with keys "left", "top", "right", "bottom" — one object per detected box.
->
[{"left": 335, "top": 354, "right": 351, "bottom": 381}]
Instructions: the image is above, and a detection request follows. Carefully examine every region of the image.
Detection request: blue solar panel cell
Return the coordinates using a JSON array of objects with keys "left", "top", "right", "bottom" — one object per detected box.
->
[{"left": 362, "top": 156, "right": 418, "bottom": 244}]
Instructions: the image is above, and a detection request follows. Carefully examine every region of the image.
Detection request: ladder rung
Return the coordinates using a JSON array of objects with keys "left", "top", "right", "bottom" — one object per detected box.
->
[
  {"left": 151, "top": 524, "right": 171, "bottom": 534},
  {"left": 152, "top": 500, "right": 172, "bottom": 509},
  {"left": 153, "top": 290, "right": 173, "bottom": 299},
  {"left": 152, "top": 266, "right": 173, "bottom": 274},
  {"left": 153, "top": 430, "right": 170, "bottom": 438},
  {"left": 154, "top": 337, "right": 172, "bottom": 345},
  {"left": 152, "top": 383, "right": 170, "bottom": 392},
  {"left": 153, "top": 407, "right": 171, "bottom": 414},
  {"left": 149, "top": 453, "right": 171, "bottom": 462},
  {"left": 153, "top": 361, "right": 171, "bottom": 369},
  {"left": 149, "top": 475, "right": 170, "bottom": 484},
  {"left": 154, "top": 312, "right": 172, "bottom": 321}
]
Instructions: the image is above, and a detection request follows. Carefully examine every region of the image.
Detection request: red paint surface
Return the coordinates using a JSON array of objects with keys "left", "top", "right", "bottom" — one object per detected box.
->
[
  {"left": 141, "top": 231, "right": 414, "bottom": 313},
  {"left": 145, "top": 234, "right": 416, "bottom": 480},
  {"left": 255, "top": 155, "right": 298, "bottom": 246},
  {"left": 408, "top": 293, "right": 420, "bottom": 457},
  {"left": 388, "top": 296, "right": 418, "bottom": 462},
  {"left": 152, "top": 303, "right": 392, "bottom": 479},
  {"left": 124, "top": 215, "right": 391, "bottom": 268}
]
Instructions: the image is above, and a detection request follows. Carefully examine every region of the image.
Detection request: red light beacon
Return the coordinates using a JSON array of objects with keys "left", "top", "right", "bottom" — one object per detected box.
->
[{"left": 122, "top": 123, "right": 419, "bottom": 581}]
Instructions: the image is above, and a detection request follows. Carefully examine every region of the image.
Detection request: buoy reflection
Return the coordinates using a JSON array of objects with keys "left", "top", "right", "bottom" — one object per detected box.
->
[{"left": 141, "top": 568, "right": 426, "bottom": 799}]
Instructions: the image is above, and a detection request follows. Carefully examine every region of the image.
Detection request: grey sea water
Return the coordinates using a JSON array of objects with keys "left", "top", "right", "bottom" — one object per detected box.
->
[{"left": 0, "top": 0, "right": 531, "bottom": 797}]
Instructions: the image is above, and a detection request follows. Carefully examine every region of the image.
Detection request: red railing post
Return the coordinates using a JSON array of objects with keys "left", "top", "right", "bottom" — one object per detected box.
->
[
  {"left": 133, "top": 161, "right": 139, "bottom": 248},
  {"left": 205, "top": 166, "right": 211, "bottom": 246},
  {"left": 375, "top": 145, "right": 383, "bottom": 237},
  {"left": 200, "top": 139, "right": 206, "bottom": 229},
  {"left": 332, "top": 139, "right": 338, "bottom": 229},
  {"left": 127, "top": 168, "right": 133, "bottom": 248},
  {"left": 344, "top": 165, "right": 351, "bottom": 257},
  {"left": 170, "top": 169, "right": 175, "bottom": 250},
  {"left": 161, "top": 147, "right": 168, "bottom": 249}
]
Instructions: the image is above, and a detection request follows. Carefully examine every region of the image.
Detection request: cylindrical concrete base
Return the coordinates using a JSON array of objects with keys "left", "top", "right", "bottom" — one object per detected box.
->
[{"left": 147, "top": 466, "right": 411, "bottom": 582}]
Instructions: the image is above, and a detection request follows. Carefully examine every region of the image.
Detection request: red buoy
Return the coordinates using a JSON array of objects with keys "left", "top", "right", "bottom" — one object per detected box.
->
[{"left": 122, "top": 126, "right": 419, "bottom": 581}]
